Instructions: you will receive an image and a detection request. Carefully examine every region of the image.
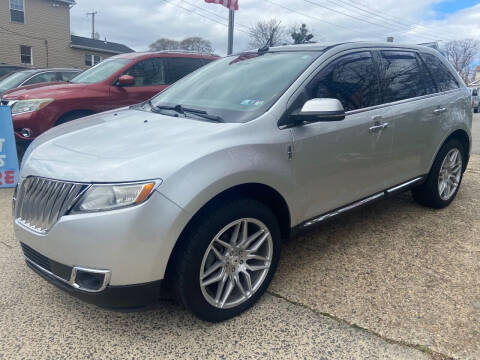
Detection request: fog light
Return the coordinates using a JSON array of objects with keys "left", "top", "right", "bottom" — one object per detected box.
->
[
  {"left": 20, "top": 128, "right": 32, "bottom": 138},
  {"left": 70, "top": 267, "right": 111, "bottom": 292}
]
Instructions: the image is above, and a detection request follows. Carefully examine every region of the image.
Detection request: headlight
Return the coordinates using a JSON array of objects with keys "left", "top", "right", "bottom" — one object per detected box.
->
[
  {"left": 71, "top": 181, "right": 160, "bottom": 214},
  {"left": 11, "top": 99, "right": 54, "bottom": 115}
]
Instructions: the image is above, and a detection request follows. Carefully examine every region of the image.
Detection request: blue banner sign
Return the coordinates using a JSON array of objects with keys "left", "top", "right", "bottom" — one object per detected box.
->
[{"left": 0, "top": 106, "right": 19, "bottom": 188}]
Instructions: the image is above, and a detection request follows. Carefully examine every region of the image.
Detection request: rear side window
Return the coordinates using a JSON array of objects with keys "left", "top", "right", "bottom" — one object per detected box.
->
[
  {"left": 23, "top": 72, "right": 58, "bottom": 85},
  {"left": 421, "top": 53, "right": 459, "bottom": 92},
  {"left": 61, "top": 71, "right": 79, "bottom": 81},
  {"left": 379, "top": 51, "right": 428, "bottom": 103},
  {"left": 165, "top": 58, "right": 205, "bottom": 84},
  {"left": 306, "top": 51, "right": 381, "bottom": 112}
]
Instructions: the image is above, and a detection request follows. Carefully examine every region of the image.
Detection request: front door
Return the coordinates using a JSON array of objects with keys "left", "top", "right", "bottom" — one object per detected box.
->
[
  {"left": 290, "top": 51, "right": 393, "bottom": 221},
  {"left": 110, "top": 58, "right": 168, "bottom": 107}
]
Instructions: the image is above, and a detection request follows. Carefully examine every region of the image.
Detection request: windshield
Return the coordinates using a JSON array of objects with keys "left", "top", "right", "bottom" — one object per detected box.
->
[
  {"left": 70, "top": 59, "right": 129, "bottom": 84},
  {"left": 150, "top": 51, "right": 320, "bottom": 123},
  {"left": 0, "top": 70, "right": 36, "bottom": 91}
]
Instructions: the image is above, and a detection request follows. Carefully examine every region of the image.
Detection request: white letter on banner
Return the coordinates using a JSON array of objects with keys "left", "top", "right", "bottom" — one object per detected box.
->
[
  {"left": 0, "top": 138, "right": 5, "bottom": 153},
  {"left": 0, "top": 154, "right": 6, "bottom": 167}
]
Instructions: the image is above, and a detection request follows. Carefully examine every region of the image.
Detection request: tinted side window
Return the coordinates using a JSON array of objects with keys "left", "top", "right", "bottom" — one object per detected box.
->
[
  {"left": 306, "top": 52, "right": 380, "bottom": 112},
  {"left": 421, "top": 53, "right": 459, "bottom": 92},
  {"left": 379, "top": 51, "right": 427, "bottom": 103},
  {"left": 61, "top": 71, "right": 79, "bottom": 81},
  {"left": 23, "top": 72, "right": 58, "bottom": 85},
  {"left": 165, "top": 58, "right": 205, "bottom": 84},
  {"left": 125, "top": 58, "right": 166, "bottom": 87}
]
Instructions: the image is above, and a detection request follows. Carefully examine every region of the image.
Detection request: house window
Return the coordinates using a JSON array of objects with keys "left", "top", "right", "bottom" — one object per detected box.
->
[
  {"left": 10, "top": 0, "right": 25, "bottom": 23},
  {"left": 85, "top": 54, "right": 102, "bottom": 67},
  {"left": 20, "top": 45, "right": 32, "bottom": 64}
]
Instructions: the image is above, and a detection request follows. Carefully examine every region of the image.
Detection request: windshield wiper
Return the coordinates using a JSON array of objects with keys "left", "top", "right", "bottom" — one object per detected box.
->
[{"left": 149, "top": 102, "right": 224, "bottom": 122}]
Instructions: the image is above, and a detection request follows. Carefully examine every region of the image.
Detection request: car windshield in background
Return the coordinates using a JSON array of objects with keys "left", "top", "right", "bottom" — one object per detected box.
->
[
  {"left": 0, "top": 70, "right": 37, "bottom": 92},
  {"left": 150, "top": 51, "right": 320, "bottom": 123},
  {"left": 70, "top": 59, "right": 130, "bottom": 84}
]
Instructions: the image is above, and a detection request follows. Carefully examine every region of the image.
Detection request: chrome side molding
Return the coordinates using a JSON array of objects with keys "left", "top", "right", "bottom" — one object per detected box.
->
[
  {"left": 303, "top": 192, "right": 384, "bottom": 228},
  {"left": 386, "top": 177, "right": 423, "bottom": 194},
  {"left": 302, "top": 176, "right": 424, "bottom": 229}
]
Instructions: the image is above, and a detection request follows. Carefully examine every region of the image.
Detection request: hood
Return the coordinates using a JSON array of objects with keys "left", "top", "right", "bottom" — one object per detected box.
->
[
  {"left": 21, "top": 108, "right": 240, "bottom": 183},
  {"left": 2, "top": 82, "right": 88, "bottom": 100}
]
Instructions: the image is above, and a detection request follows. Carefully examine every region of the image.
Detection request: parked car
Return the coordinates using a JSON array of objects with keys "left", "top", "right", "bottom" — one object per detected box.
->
[
  {"left": 0, "top": 68, "right": 80, "bottom": 96},
  {"left": 13, "top": 43, "right": 471, "bottom": 322},
  {"left": 469, "top": 87, "right": 479, "bottom": 113},
  {"left": 0, "top": 64, "right": 28, "bottom": 80},
  {"left": 1, "top": 51, "right": 218, "bottom": 143}
]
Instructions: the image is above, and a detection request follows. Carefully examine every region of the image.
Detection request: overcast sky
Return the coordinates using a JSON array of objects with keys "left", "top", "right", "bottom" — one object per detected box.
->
[{"left": 70, "top": 0, "right": 480, "bottom": 55}]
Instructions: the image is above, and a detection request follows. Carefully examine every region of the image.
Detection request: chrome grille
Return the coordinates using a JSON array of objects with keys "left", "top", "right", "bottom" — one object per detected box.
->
[{"left": 15, "top": 177, "right": 88, "bottom": 234}]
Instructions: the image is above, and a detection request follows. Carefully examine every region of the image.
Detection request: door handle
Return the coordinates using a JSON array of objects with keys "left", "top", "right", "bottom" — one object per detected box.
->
[
  {"left": 369, "top": 122, "right": 389, "bottom": 133},
  {"left": 433, "top": 107, "right": 447, "bottom": 114}
]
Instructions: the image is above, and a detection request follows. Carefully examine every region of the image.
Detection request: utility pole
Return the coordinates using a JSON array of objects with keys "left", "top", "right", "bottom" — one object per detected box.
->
[
  {"left": 87, "top": 11, "right": 97, "bottom": 39},
  {"left": 227, "top": 9, "right": 234, "bottom": 55}
]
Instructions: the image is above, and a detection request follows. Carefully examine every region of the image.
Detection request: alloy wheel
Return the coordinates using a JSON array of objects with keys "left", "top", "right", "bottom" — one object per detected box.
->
[
  {"left": 438, "top": 148, "right": 462, "bottom": 201},
  {"left": 199, "top": 218, "right": 273, "bottom": 309}
]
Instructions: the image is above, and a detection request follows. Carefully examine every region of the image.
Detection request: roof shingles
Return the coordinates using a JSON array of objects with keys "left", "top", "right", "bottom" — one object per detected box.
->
[{"left": 70, "top": 35, "right": 134, "bottom": 54}]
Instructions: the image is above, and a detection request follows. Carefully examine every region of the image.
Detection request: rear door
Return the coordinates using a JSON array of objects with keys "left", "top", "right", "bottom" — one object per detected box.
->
[
  {"left": 374, "top": 50, "right": 440, "bottom": 187},
  {"left": 109, "top": 57, "right": 167, "bottom": 107}
]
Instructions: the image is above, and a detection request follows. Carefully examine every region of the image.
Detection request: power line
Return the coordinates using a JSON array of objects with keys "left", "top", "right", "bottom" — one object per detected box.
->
[
  {"left": 181, "top": 0, "right": 249, "bottom": 30},
  {"left": 158, "top": 0, "right": 249, "bottom": 35},
  {"left": 301, "top": 0, "right": 450, "bottom": 43},
  {"left": 327, "top": 0, "right": 452, "bottom": 41}
]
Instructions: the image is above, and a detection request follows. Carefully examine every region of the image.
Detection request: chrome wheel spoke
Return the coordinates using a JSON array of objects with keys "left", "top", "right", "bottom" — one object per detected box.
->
[
  {"left": 246, "top": 232, "right": 269, "bottom": 253},
  {"left": 240, "top": 229, "right": 265, "bottom": 249},
  {"left": 220, "top": 278, "right": 234, "bottom": 307},
  {"left": 214, "top": 273, "right": 228, "bottom": 303},
  {"left": 202, "top": 268, "right": 225, "bottom": 287},
  {"left": 438, "top": 148, "right": 462, "bottom": 201},
  {"left": 202, "top": 260, "right": 224, "bottom": 279},
  {"left": 200, "top": 218, "right": 273, "bottom": 309}
]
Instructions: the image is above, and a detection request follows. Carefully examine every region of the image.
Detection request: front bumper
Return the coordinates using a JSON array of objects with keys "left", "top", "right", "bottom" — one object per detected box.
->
[
  {"left": 14, "top": 190, "right": 190, "bottom": 287},
  {"left": 26, "top": 257, "right": 165, "bottom": 309}
]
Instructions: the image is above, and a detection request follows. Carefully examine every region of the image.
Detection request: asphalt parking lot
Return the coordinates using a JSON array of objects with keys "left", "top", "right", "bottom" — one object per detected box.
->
[{"left": 0, "top": 115, "right": 479, "bottom": 360}]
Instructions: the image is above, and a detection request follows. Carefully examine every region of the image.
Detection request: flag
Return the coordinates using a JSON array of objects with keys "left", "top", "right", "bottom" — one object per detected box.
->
[{"left": 205, "top": 0, "right": 238, "bottom": 11}]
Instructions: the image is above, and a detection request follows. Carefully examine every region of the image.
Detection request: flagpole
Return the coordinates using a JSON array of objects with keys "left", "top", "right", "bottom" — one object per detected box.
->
[{"left": 227, "top": 9, "right": 234, "bottom": 55}]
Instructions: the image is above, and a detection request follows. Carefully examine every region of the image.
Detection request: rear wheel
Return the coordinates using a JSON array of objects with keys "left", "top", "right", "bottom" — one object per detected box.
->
[
  {"left": 173, "top": 198, "right": 281, "bottom": 322},
  {"left": 474, "top": 107, "right": 478, "bottom": 113},
  {"left": 412, "top": 139, "right": 465, "bottom": 209}
]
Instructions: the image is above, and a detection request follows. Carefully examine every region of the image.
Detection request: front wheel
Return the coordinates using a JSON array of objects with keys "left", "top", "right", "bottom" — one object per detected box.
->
[
  {"left": 412, "top": 139, "right": 465, "bottom": 209},
  {"left": 173, "top": 198, "right": 281, "bottom": 322}
]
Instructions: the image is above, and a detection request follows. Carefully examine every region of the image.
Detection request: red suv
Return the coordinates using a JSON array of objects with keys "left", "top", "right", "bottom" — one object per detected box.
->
[{"left": 1, "top": 51, "right": 218, "bottom": 143}]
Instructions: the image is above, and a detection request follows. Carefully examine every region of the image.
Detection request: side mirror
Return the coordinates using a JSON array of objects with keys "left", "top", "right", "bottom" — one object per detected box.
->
[
  {"left": 286, "top": 98, "right": 345, "bottom": 127},
  {"left": 117, "top": 75, "right": 135, "bottom": 86}
]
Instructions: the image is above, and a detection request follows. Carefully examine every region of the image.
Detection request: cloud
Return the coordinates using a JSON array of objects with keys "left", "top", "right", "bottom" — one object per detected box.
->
[{"left": 70, "top": 0, "right": 480, "bottom": 55}]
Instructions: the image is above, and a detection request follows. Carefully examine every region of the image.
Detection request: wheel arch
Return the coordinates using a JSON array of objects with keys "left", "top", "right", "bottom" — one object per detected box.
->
[
  {"left": 442, "top": 129, "right": 470, "bottom": 171},
  {"left": 55, "top": 109, "right": 96, "bottom": 126},
  {"left": 164, "top": 182, "right": 291, "bottom": 283}
]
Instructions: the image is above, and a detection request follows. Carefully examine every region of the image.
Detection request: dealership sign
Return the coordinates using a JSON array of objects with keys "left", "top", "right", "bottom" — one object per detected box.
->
[{"left": 0, "top": 106, "right": 19, "bottom": 188}]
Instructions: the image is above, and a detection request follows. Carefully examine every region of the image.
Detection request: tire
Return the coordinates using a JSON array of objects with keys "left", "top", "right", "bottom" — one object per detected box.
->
[
  {"left": 412, "top": 139, "right": 465, "bottom": 209},
  {"left": 56, "top": 111, "right": 94, "bottom": 126},
  {"left": 474, "top": 107, "right": 479, "bottom": 114},
  {"left": 16, "top": 141, "right": 30, "bottom": 163},
  {"left": 173, "top": 198, "right": 281, "bottom": 322}
]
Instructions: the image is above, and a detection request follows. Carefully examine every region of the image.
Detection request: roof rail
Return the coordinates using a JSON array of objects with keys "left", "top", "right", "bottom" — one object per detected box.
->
[{"left": 137, "top": 50, "right": 219, "bottom": 57}]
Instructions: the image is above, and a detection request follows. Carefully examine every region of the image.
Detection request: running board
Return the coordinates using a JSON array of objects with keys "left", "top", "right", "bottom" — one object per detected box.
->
[{"left": 301, "top": 176, "right": 424, "bottom": 229}]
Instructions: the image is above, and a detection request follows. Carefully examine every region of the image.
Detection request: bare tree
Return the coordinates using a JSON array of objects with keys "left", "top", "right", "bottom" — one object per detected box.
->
[
  {"left": 149, "top": 38, "right": 180, "bottom": 51},
  {"left": 179, "top": 37, "right": 214, "bottom": 53},
  {"left": 444, "top": 39, "right": 480, "bottom": 83},
  {"left": 248, "top": 19, "right": 286, "bottom": 48}
]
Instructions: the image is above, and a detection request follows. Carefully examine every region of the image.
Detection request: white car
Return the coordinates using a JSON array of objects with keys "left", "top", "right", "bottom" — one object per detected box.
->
[{"left": 470, "top": 87, "right": 479, "bottom": 113}]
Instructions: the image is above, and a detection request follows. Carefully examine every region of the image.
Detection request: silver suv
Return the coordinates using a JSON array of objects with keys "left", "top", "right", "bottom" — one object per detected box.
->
[{"left": 13, "top": 43, "right": 472, "bottom": 322}]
